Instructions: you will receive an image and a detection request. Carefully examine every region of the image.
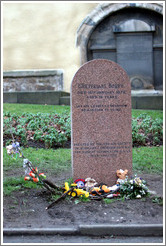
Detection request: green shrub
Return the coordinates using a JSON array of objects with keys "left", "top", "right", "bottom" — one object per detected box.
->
[
  {"left": 3, "top": 112, "right": 71, "bottom": 148},
  {"left": 132, "top": 114, "right": 163, "bottom": 147},
  {"left": 3, "top": 112, "right": 162, "bottom": 148}
]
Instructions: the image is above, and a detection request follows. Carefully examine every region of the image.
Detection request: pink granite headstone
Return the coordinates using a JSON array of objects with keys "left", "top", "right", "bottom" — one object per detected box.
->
[{"left": 71, "top": 59, "right": 132, "bottom": 186}]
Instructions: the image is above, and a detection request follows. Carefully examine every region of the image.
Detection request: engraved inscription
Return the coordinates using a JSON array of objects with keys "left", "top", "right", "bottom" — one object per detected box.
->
[
  {"left": 76, "top": 103, "right": 128, "bottom": 112},
  {"left": 73, "top": 141, "right": 132, "bottom": 157},
  {"left": 76, "top": 82, "right": 128, "bottom": 112},
  {"left": 77, "top": 82, "right": 127, "bottom": 100}
]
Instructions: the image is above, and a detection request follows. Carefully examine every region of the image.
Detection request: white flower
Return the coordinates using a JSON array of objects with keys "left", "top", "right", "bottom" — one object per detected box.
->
[{"left": 6, "top": 145, "right": 14, "bottom": 155}]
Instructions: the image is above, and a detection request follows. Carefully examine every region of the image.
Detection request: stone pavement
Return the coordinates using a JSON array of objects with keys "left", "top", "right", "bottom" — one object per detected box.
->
[
  {"left": 3, "top": 224, "right": 163, "bottom": 244},
  {"left": 3, "top": 235, "right": 163, "bottom": 244}
]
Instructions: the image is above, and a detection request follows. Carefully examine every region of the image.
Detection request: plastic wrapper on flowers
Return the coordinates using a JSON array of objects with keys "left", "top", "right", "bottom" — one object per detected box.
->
[{"left": 119, "top": 175, "right": 149, "bottom": 199}]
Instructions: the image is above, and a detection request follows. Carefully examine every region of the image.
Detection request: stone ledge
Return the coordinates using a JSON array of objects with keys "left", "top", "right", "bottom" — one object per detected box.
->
[
  {"left": 3, "top": 91, "right": 70, "bottom": 105},
  {"left": 3, "top": 227, "right": 78, "bottom": 236},
  {"left": 3, "top": 91, "right": 163, "bottom": 109},
  {"left": 59, "top": 96, "right": 70, "bottom": 106},
  {"left": 79, "top": 224, "right": 163, "bottom": 236},
  {"left": 132, "top": 95, "right": 163, "bottom": 110},
  {"left": 3, "top": 69, "right": 64, "bottom": 92},
  {"left": 3, "top": 69, "right": 64, "bottom": 78},
  {"left": 3, "top": 224, "right": 163, "bottom": 237},
  {"left": 131, "top": 90, "right": 163, "bottom": 97}
]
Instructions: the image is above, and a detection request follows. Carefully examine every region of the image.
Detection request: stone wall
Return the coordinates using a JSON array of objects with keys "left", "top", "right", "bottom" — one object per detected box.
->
[
  {"left": 3, "top": 69, "right": 63, "bottom": 92},
  {"left": 3, "top": 91, "right": 70, "bottom": 105}
]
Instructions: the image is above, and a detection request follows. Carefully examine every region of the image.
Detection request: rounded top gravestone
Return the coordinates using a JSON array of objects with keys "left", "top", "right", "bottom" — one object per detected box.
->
[{"left": 71, "top": 59, "right": 132, "bottom": 186}]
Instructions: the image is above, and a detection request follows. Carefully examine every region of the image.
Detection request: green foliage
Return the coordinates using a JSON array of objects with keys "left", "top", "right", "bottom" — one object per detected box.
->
[
  {"left": 132, "top": 109, "right": 163, "bottom": 120},
  {"left": 103, "top": 196, "right": 126, "bottom": 203},
  {"left": 51, "top": 194, "right": 61, "bottom": 201},
  {"left": 132, "top": 114, "right": 163, "bottom": 146},
  {"left": 3, "top": 111, "right": 71, "bottom": 148},
  {"left": 65, "top": 177, "right": 74, "bottom": 186},
  {"left": 78, "top": 195, "right": 91, "bottom": 203},
  {"left": 3, "top": 109, "right": 163, "bottom": 149},
  {"left": 152, "top": 196, "right": 163, "bottom": 206},
  {"left": 74, "top": 195, "right": 91, "bottom": 204},
  {"left": 103, "top": 198, "right": 116, "bottom": 204}
]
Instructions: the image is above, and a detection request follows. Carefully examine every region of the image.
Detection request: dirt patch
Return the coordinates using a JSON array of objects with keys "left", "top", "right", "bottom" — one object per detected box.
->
[
  {"left": 3, "top": 170, "right": 163, "bottom": 229},
  {"left": 26, "top": 139, "right": 71, "bottom": 149}
]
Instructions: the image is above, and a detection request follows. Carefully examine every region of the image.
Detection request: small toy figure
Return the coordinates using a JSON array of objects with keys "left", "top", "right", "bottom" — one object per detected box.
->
[
  {"left": 90, "top": 184, "right": 109, "bottom": 196},
  {"left": 85, "top": 177, "right": 98, "bottom": 191},
  {"left": 116, "top": 169, "right": 128, "bottom": 184},
  {"left": 74, "top": 179, "right": 85, "bottom": 188},
  {"left": 6, "top": 142, "right": 22, "bottom": 158},
  {"left": 109, "top": 184, "right": 120, "bottom": 192},
  {"left": 90, "top": 183, "right": 120, "bottom": 196},
  {"left": 64, "top": 182, "right": 89, "bottom": 198}
]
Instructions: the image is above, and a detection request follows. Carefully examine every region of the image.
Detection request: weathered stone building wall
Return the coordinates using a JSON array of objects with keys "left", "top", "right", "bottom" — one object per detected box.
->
[
  {"left": 77, "top": 3, "right": 163, "bottom": 91},
  {"left": 3, "top": 2, "right": 163, "bottom": 95},
  {"left": 3, "top": 2, "right": 97, "bottom": 92}
]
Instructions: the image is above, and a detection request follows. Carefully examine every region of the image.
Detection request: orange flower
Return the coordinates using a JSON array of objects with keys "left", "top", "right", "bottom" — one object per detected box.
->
[
  {"left": 39, "top": 173, "right": 46, "bottom": 178},
  {"left": 24, "top": 176, "right": 31, "bottom": 181},
  {"left": 33, "top": 177, "right": 39, "bottom": 183},
  {"left": 29, "top": 171, "right": 36, "bottom": 178}
]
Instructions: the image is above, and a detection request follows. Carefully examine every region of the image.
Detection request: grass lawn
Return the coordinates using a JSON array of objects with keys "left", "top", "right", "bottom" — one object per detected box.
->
[
  {"left": 3, "top": 147, "right": 71, "bottom": 195},
  {"left": 3, "top": 103, "right": 70, "bottom": 115},
  {"left": 3, "top": 147, "right": 71, "bottom": 176},
  {"left": 131, "top": 109, "right": 163, "bottom": 120},
  {"left": 3, "top": 103, "right": 163, "bottom": 120},
  {"left": 3, "top": 103, "right": 163, "bottom": 195},
  {"left": 4, "top": 146, "right": 163, "bottom": 176},
  {"left": 3, "top": 145, "right": 163, "bottom": 195},
  {"left": 132, "top": 146, "right": 163, "bottom": 174}
]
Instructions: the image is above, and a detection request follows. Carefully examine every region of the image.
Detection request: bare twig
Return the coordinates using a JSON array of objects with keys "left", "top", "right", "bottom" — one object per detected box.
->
[
  {"left": 43, "top": 179, "right": 62, "bottom": 191},
  {"left": 10, "top": 129, "right": 15, "bottom": 143},
  {"left": 45, "top": 188, "right": 74, "bottom": 210}
]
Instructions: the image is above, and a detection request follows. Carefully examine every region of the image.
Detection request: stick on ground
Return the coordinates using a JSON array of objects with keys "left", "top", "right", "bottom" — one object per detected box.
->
[
  {"left": 43, "top": 179, "right": 62, "bottom": 190},
  {"left": 45, "top": 188, "right": 74, "bottom": 210}
]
